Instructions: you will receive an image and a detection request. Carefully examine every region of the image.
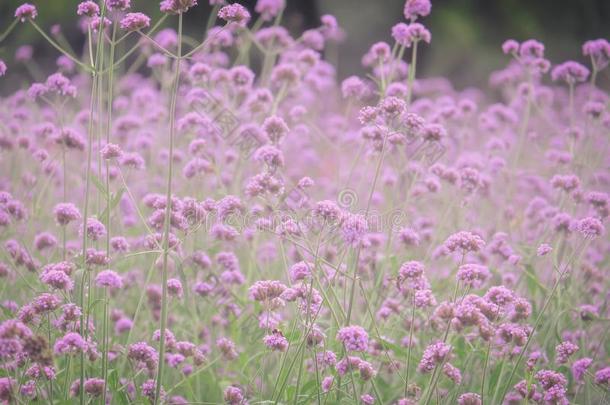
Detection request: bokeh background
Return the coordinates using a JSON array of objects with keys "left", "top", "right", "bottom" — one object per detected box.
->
[{"left": 1, "top": 0, "right": 609, "bottom": 93}]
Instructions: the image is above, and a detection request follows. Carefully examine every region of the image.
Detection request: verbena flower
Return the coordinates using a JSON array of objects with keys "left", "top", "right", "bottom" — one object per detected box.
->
[
  {"left": 15, "top": 3, "right": 37, "bottom": 22},
  {"left": 120, "top": 12, "right": 150, "bottom": 31},
  {"left": 336, "top": 325, "right": 369, "bottom": 352}
]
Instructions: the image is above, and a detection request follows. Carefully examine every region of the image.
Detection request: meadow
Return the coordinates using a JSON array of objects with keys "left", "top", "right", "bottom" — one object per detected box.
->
[{"left": 0, "top": 0, "right": 609, "bottom": 403}]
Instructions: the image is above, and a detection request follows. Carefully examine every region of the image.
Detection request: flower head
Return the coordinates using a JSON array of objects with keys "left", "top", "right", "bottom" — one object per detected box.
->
[
  {"left": 77, "top": 1, "right": 100, "bottom": 17},
  {"left": 551, "top": 61, "right": 590, "bottom": 83},
  {"left": 337, "top": 325, "right": 369, "bottom": 352},
  {"left": 95, "top": 270, "right": 123, "bottom": 289},
  {"left": 218, "top": 4, "right": 251, "bottom": 27},
  {"left": 403, "top": 0, "right": 431, "bottom": 21},
  {"left": 15, "top": 3, "right": 37, "bottom": 22},
  {"left": 120, "top": 13, "right": 150, "bottom": 31}
]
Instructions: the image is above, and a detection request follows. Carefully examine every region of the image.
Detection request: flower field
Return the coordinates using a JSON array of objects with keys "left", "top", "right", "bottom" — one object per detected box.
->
[{"left": 0, "top": 0, "right": 609, "bottom": 404}]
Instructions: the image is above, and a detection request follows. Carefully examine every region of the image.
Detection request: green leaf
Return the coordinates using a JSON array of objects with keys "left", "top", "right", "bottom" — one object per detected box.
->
[
  {"left": 523, "top": 264, "right": 546, "bottom": 299},
  {"left": 300, "top": 379, "right": 318, "bottom": 395},
  {"left": 108, "top": 369, "right": 130, "bottom": 405},
  {"left": 488, "top": 361, "right": 505, "bottom": 395},
  {"left": 98, "top": 188, "right": 125, "bottom": 222},
  {"left": 90, "top": 174, "right": 107, "bottom": 198}
]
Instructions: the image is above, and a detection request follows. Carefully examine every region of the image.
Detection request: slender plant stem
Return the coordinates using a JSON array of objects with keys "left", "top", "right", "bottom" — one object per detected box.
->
[
  {"left": 404, "top": 299, "right": 416, "bottom": 397},
  {"left": 29, "top": 20, "right": 92, "bottom": 72},
  {"left": 79, "top": 4, "right": 107, "bottom": 404},
  {"left": 481, "top": 339, "right": 493, "bottom": 404},
  {"left": 154, "top": 12, "right": 183, "bottom": 405},
  {"left": 406, "top": 40, "right": 419, "bottom": 106},
  {"left": 0, "top": 18, "right": 18, "bottom": 43},
  {"left": 101, "top": 21, "right": 118, "bottom": 404}
]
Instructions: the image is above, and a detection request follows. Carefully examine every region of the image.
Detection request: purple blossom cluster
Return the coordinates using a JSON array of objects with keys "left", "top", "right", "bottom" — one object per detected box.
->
[{"left": 0, "top": 0, "right": 608, "bottom": 404}]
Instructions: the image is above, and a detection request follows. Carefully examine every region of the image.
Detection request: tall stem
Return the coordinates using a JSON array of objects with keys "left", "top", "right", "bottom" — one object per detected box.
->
[
  {"left": 154, "top": 12, "right": 183, "bottom": 405},
  {"left": 480, "top": 337, "right": 493, "bottom": 404},
  {"left": 406, "top": 40, "right": 419, "bottom": 106},
  {"left": 345, "top": 133, "right": 388, "bottom": 324},
  {"left": 404, "top": 299, "right": 416, "bottom": 396},
  {"left": 79, "top": 3, "right": 107, "bottom": 403},
  {"left": 101, "top": 22, "right": 118, "bottom": 405},
  {"left": 497, "top": 242, "right": 586, "bottom": 403}
]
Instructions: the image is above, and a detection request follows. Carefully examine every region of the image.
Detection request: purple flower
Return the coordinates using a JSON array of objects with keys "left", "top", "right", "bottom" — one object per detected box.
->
[
  {"left": 83, "top": 378, "right": 105, "bottom": 396},
  {"left": 555, "top": 341, "right": 579, "bottom": 364},
  {"left": 15, "top": 3, "right": 37, "bottom": 22},
  {"left": 414, "top": 289, "right": 437, "bottom": 308},
  {"left": 248, "top": 280, "right": 286, "bottom": 301},
  {"left": 255, "top": 0, "right": 285, "bottom": 21},
  {"left": 160, "top": 0, "right": 197, "bottom": 14},
  {"left": 224, "top": 386, "right": 244, "bottom": 405},
  {"left": 443, "top": 363, "right": 462, "bottom": 384},
  {"left": 82, "top": 217, "right": 107, "bottom": 241},
  {"left": 289, "top": 261, "right": 313, "bottom": 282},
  {"left": 54, "top": 203, "right": 82, "bottom": 225},
  {"left": 107, "top": 0, "right": 131, "bottom": 11},
  {"left": 583, "top": 38, "right": 610, "bottom": 69},
  {"left": 77, "top": 1, "right": 99, "bottom": 17},
  {"left": 392, "top": 23, "right": 411, "bottom": 47},
  {"left": 536, "top": 243, "right": 552, "bottom": 256},
  {"left": 341, "top": 76, "right": 367, "bottom": 99},
  {"left": 218, "top": 4, "right": 251, "bottom": 27},
  {"left": 442, "top": 231, "right": 486, "bottom": 255},
  {"left": 576, "top": 217, "right": 605, "bottom": 239},
  {"left": 40, "top": 270, "right": 74, "bottom": 291},
  {"left": 457, "top": 393, "right": 481, "bottom": 405},
  {"left": 54, "top": 332, "right": 87, "bottom": 355},
  {"left": 95, "top": 270, "right": 123, "bottom": 289},
  {"left": 551, "top": 61, "right": 590, "bottom": 83},
  {"left": 115, "top": 317, "right": 133, "bottom": 334},
  {"left": 263, "top": 331, "right": 288, "bottom": 352},
  {"left": 120, "top": 12, "right": 151, "bottom": 31},
  {"left": 341, "top": 213, "right": 368, "bottom": 246},
  {"left": 418, "top": 341, "right": 451, "bottom": 373},
  {"left": 32, "top": 293, "right": 61, "bottom": 313},
  {"left": 571, "top": 357, "right": 592, "bottom": 382},
  {"left": 403, "top": 0, "right": 431, "bottom": 21},
  {"left": 217, "top": 337, "right": 239, "bottom": 360},
  {"left": 405, "top": 23, "right": 431, "bottom": 44},
  {"left": 45, "top": 73, "right": 77, "bottom": 97},
  {"left": 336, "top": 325, "right": 369, "bottom": 352},
  {"left": 456, "top": 264, "right": 490, "bottom": 288},
  {"left": 128, "top": 342, "right": 158, "bottom": 370},
  {"left": 595, "top": 367, "right": 610, "bottom": 385},
  {"left": 321, "top": 376, "right": 333, "bottom": 392},
  {"left": 502, "top": 39, "right": 519, "bottom": 54},
  {"left": 141, "top": 379, "right": 165, "bottom": 403},
  {"left": 34, "top": 232, "right": 58, "bottom": 251},
  {"left": 167, "top": 278, "right": 183, "bottom": 298},
  {"left": 90, "top": 16, "right": 112, "bottom": 32},
  {"left": 361, "top": 393, "right": 375, "bottom": 404}
]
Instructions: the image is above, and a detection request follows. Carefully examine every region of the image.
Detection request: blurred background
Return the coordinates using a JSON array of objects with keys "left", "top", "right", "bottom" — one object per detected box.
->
[{"left": 1, "top": 0, "right": 609, "bottom": 92}]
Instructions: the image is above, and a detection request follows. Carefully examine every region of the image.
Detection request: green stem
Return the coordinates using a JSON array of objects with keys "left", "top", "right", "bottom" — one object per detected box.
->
[
  {"left": 481, "top": 339, "right": 492, "bottom": 404},
  {"left": 79, "top": 4, "right": 107, "bottom": 405},
  {"left": 404, "top": 299, "right": 416, "bottom": 397},
  {"left": 0, "top": 18, "right": 18, "bottom": 43},
  {"left": 497, "top": 273, "right": 564, "bottom": 402},
  {"left": 29, "top": 20, "right": 92, "bottom": 72},
  {"left": 345, "top": 129, "right": 388, "bottom": 325},
  {"left": 406, "top": 40, "right": 418, "bottom": 106},
  {"left": 154, "top": 12, "right": 183, "bottom": 405},
  {"left": 101, "top": 289, "right": 109, "bottom": 402},
  {"left": 101, "top": 21, "right": 117, "bottom": 404}
]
